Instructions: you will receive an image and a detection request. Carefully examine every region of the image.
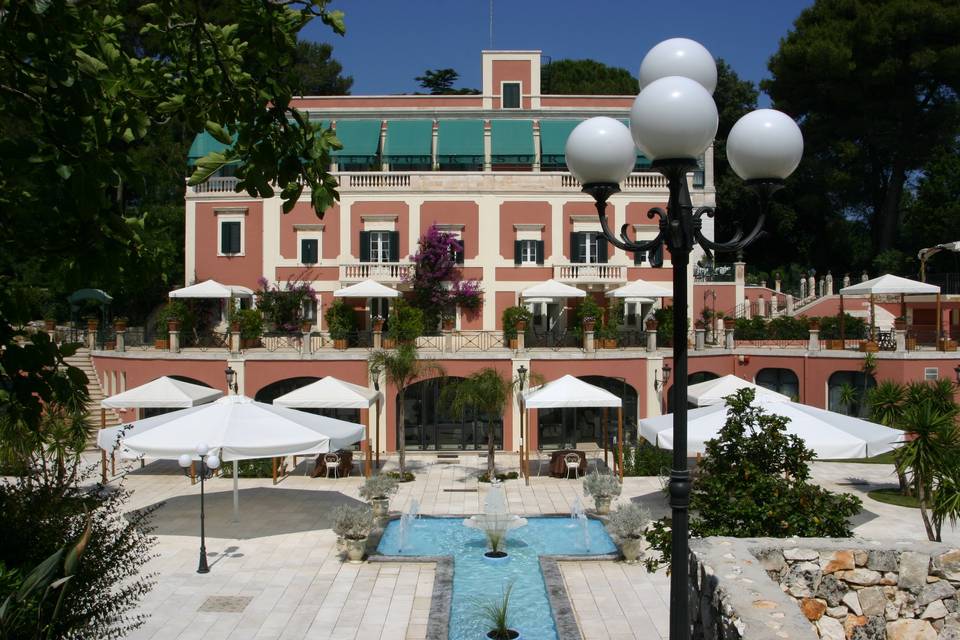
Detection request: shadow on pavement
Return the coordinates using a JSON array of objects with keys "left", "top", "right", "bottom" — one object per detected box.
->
[{"left": 130, "top": 488, "right": 366, "bottom": 539}]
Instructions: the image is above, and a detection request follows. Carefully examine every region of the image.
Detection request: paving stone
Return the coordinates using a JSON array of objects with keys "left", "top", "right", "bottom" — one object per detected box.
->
[
  {"left": 858, "top": 588, "right": 887, "bottom": 617},
  {"left": 842, "top": 569, "right": 883, "bottom": 586},
  {"left": 920, "top": 582, "right": 958, "bottom": 606},
  {"left": 887, "top": 619, "right": 938, "bottom": 640}
]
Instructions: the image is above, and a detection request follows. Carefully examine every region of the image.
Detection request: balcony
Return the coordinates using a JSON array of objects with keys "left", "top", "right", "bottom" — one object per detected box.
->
[
  {"left": 553, "top": 264, "right": 627, "bottom": 284},
  {"left": 339, "top": 262, "right": 412, "bottom": 283}
]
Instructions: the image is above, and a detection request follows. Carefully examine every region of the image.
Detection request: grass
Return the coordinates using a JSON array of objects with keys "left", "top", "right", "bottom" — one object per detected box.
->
[
  {"left": 868, "top": 488, "right": 920, "bottom": 509},
  {"left": 822, "top": 450, "right": 897, "bottom": 465}
]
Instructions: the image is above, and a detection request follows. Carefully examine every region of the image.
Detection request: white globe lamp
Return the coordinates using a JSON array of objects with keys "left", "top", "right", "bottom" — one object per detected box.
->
[
  {"left": 639, "top": 38, "right": 717, "bottom": 94},
  {"left": 206, "top": 454, "right": 221, "bottom": 470},
  {"left": 565, "top": 117, "right": 636, "bottom": 186},
  {"left": 195, "top": 442, "right": 209, "bottom": 456},
  {"left": 178, "top": 453, "right": 192, "bottom": 468},
  {"left": 726, "top": 109, "right": 804, "bottom": 181},
  {"left": 629, "top": 76, "right": 718, "bottom": 161}
]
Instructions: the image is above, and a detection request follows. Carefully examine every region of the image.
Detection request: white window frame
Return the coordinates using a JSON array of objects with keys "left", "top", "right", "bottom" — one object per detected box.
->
[
  {"left": 579, "top": 232, "right": 600, "bottom": 264},
  {"left": 216, "top": 209, "right": 247, "bottom": 257},
  {"left": 924, "top": 367, "right": 939, "bottom": 381},
  {"left": 520, "top": 239, "right": 538, "bottom": 265},
  {"left": 295, "top": 224, "right": 324, "bottom": 265},
  {"left": 501, "top": 81, "right": 522, "bottom": 109},
  {"left": 369, "top": 230, "right": 392, "bottom": 263}
]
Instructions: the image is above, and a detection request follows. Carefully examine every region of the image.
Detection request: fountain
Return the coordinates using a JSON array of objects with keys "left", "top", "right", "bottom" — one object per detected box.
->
[
  {"left": 397, "top": 498, "right": 420, "bottom": 552},
  {"left": 464, "top": 480, "right": 528, "bottom": 562},
  {"left": 569, "top": 497, "right": 591, "bottom": 552}
]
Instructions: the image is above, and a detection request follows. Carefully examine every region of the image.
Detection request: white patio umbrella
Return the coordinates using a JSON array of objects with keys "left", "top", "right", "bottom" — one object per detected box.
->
[
  {"left": 523, "top": 375, "right": 625, "bottom": 479},
  {"left": 605, "top": 278, "right": 673, "bottom": 299},
  {"left": 333, "top": 279, "right": 399, "bottom": 298},
  {"left": 838, "top": 274, "right": 941, "bottom": 346},
  {"left": 96, "top": 377, "right": 223, "bottom": 482},
  {"left": 520, "top": 279, "right": 586, "bottom": 300},
  {"left": 273, "top": 376, "right": 381, "bottom": 477},
  {"left": 168, "top": 279, "right": 254, "bottom": 299},
  {"left": 639, "top": 398, "right": 904, "bottom": 459},
  {"left": 122, "top": 395, "right": 364, "bottom": 519},
  {"left": 687, "top": 374, "right": 790, "bottom": 407}
]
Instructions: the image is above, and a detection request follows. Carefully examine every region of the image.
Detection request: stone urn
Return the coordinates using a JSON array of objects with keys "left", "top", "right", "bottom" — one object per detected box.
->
[
  {"left": 723, "top": 318, "right": 735, "bottom": 330},
  {"left": 86, "top": 318, "right": 99, "bottom": 332},
  {"left": 370, "top": 497, "right": 390, "bottom": 520},
  {"left": 645, "top": 318, "right": 658, "bottom": 331},
  {"left": 166, "top": 318, "right": 180, "bottom": 332},
  {"left": 114, "top": 318, "right": 127, "bottom": 332},
  {"left": 620, "top": 537, "right": 645, "bottom": 564},
  {"left": 230, "top": 320, "right": 241, "bottom": 333},
  {"left": 594, "top": 495, "right": 612, "bottom": 515},
  {"left": 372, "top": 319, "right": 384, "bottom": 333},
  {"left": 583, "top": 319, "right": 595, "bottom": 333},
  {"left": 343, "top": 537, "right": 366, "bottom": 563}
]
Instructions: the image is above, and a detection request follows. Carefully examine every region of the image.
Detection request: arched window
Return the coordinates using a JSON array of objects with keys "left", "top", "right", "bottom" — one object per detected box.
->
[
  {"left": 827, "top": 371, "right": 877, "bottom": 417},
  {"left": 401, "top": 377, "right": 502, "bottom": 451},
  {"left": 756, "top": 368, "right": 800, "bottom": 401},
  {"left": 537, "top": 376, "right": 638, "bottom": 450}
]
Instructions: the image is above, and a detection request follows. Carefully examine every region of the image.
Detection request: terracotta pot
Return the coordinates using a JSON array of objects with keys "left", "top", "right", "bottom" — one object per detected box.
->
[
  {"left": 442, "top": 319, "right": 455, "bottom": 331},
  {"left": 826, "top": 339, "right": 845, "bottom": 350},
  {"left": 230, "top": 320, "right": 241, "bottom": 332},
  {"left": 372, "top": 320, "right": 384, "bottom": 333},
  {"left": 894, "top": 319, "right": 907, "bottom": 331},
  {"left": 86, "top": 318, "right": 99, "bottom": 331},
  {"left": 940, "top": 339, "right": 958, "bottom": 352},
  {"left": 859, "top": 340, "right": 879, "bottom": 353},
  {"left": 516, "top": 319, "right": 527, "bottom": 332},
  {"left": 723, "top": 319, "right": 735, "bottom": 330},
  {"left": 44, "top": 319, "right": 56, "bottom": 331},
  {"left": 114, "top": 319, "right": 127, "bottom": 332},
  {"left": 301, "top": 320, "right": 313, "bottom": 333},
  {"left": 334, "top": 338, "right": 349, "bottom": 350},
  {"left": 594, "top": 495, "right": 612, "bottom": 515},
  {"left": 645, "top": 319, "right": 658, "bottom": 331},
  {"left": 344, "top": 537, "right": 366, "bottom": 563},
  {"left": 154, "top": 338, "right": 169, "bottom": 349},
  {"left": 808, "top": 319, "right": 820, "bottom": 330},
  {"left": 104, "top": 340, "right": 116, "bottom": 350},
  {"left": 166, "top": 319, "right": 180, "bottom": 332},
  {"left": 383, "top": 338, "right": 396, "bottom": 349},
  {"left": 620, "top": 537, "right": 645, "bottom": 564},
  {"left": 603, "top": 338, "right": 617, "bottom": 349},
  {"left": 583, "top": 321, "right": 595, "bottom": 333},
  {"left": 370, "top": 497, "right": 390, "bottom": 520}
]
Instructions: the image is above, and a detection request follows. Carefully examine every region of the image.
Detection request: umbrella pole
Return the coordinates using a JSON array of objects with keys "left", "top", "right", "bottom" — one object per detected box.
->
[
  {"left": 937, "top": 292, "right": 943, "bottom": 350},
  {"left": 617, "top": 407, "right": 624, "bottom": 482},
  {"left": 272, "top": 457, "right": 277, "bottom": 485},
  {"left": 232, "top": 461, "right": 239, "bottom": 523},
  {"left": 375, "top": 398, "right": 381, "bottom": 470},
  {"left": 101, "top": 449, "right": 107, "bottom": 484},
  {"left": 870, "top": 294, "right": 875, "bottom": 341},
  {"left": 602, "top": 407, "right": 608, "bottom": 469},
  {"left": 840, "top": 295, "right": 845, "bottom": 345}
]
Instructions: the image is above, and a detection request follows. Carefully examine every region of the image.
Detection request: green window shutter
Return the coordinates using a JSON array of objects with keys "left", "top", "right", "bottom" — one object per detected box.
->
[
  {"left": 301, "top": 239, "right": 318, "bottom": 264},
  {"left": 598, "top": 236, "right": 608, "bottom": 264},
  {"left": 359, "top": 231, "right": 371, "bottom": 262},
  {"left": 570, "top": 232, "right": 582, "bottom": 263},
  {"left": 221, "top": 221, "right": 241, "bottom": 254},
  {"left": 514, "top": 241, "right": 522, "bottom": 265},
  {"left": 389, "top": 231, "right": 400, "bottom": 262},
  {"left": 536, "top": 240, "right": 545, "bottom": 265},
  {"left": 455, "top": 237, "right": 465, "bottom": 264}
]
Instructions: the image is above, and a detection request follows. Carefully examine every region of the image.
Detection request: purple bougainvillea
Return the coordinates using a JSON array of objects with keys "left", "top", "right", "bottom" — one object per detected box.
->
[
  {"left": 255, "top": 275, "right": 317, "bottom": 333},
  {"left": 406, "top": 225, "right": 483, "bottom": 331}
]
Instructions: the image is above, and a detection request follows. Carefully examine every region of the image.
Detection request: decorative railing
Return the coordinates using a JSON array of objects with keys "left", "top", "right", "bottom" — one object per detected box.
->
[
  {"left": 261, "top": 332, "right": 302, "bottom": 352},
  {"left": 190, "top": 176, "right": 239, "bottom": 193},
  {"left": 526, "top": 328, "right": 581, "bottom": 350},
  {"left": 452, "top": 331, "right": 507, "bottom": 352},
  {"left": 553, "top": 264, "right": 626, "bottom": 283},
  {"left": 183, "top": 329, "right": 229, "bottom": 351},
  {"left": 415, "top": 335, "right": 443, "bottom": 351},
  {"left": 339, "top": 262, "right": 412, "bottom": 282}
]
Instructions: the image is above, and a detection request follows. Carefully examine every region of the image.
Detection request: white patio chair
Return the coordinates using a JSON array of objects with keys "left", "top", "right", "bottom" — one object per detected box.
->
[
  {"left": 324, "top": 453, "right": 340, "bottom": 479},
  {"left": 564, "top": 453, "right": 581, "bottom": 480}
]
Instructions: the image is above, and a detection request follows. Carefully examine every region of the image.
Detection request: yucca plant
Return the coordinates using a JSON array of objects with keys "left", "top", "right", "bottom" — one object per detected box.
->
[
  {"left": 868, "top": 380, "right": 909, "bottom": 494},
  {"left": 478, "top": 583, "right": 517, "bottom": 640}
]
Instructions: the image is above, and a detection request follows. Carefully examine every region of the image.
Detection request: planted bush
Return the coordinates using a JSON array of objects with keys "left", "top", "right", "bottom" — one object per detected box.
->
[
  {"left": 386, "top": 299, "right": 424, "bottom": 343},
  {"left": 606, "top": 503, "right": 651, "bottom": 541},
  {"left": 358, "top": 474, "right": 399, "bottom": 501},
  {"left": 324, "top": 299, "right": 355, "bottom": 341},
  {"left": 583, "top": 470, "right": 622, "bottom": 500},
  {"left": 500, "top": 306, "right": 531, "bottom": 341},
  {"left": 332, "top": 505, "right": 375, "bottom": 540},
  {"left": 622, "top": 440, "right": 671, "bottom": 477}
]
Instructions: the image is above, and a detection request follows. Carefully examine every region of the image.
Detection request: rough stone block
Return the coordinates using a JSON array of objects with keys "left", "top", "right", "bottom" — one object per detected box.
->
[
  {"left": 887, "top": 619, "right": 938, "bottom": 640},
  {"left": 785, "top": 548, "right": 821, "bottom": 562},
  {"left": 787, "top": 562, "right": 823, "bottom": 598},
  {"left": 940, "top": 626, "right": 960, "bottom": 640},
  {"left": 757, "top": 548, "right": 788, "bottom": 573},
  {"left": 858, "top": 587, "right": 887, "bottom": 617},
  {"left": 843, "top": 591, "right": 864, "bottom": 616},
  {"left": 842, "top": 569, "right": 883, "bottom": 587},
  {"left": 818, "top": 615, "right": 845, "bottom": 640},
  {"left": 828, "top": 606, "right": 850, "bottom": 619},
  {"left": 882, "top": 573, "right": 900, "bottom": 586},
  {"left": 902, "top": 553, "right": 933, "bottom": 592},
  {"left": 934, "top": 551, "right": 960, "bottom": 581},
  {"left": 867, "top": 550, "right": 899, "bottom": 573},
  {"left": 823, "top": 551, "right": 856, "bottom": 574},
  {"left": 802, "top": 597, "right": 827, "bottom": 621},
  {"left": 845, "top": 614, "right": 868, "bottom": 638},
  {"left": 855, "top": 551, "right": 869, "bottom": 567},
  {"left": 819, "top": 574, "right": 846, "bottom": 607},
  {"left": 852, "top": 616, "right": 886, "bottom": 640},
  {"left": 919, "top": 582, "right": 957, "bottom": 606},
  {"left": 924, "top": 602, "right": 949, "bottom": 621}
]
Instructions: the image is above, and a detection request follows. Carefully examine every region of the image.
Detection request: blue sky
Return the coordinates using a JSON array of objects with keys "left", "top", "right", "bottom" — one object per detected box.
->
[{"left": 301, "top": 0, "right": 814, "bottom": 103}]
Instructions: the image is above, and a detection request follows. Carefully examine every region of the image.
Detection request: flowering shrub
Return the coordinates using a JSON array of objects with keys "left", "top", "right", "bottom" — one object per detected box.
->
[
  {"left": 406, "top": 225, "right": 482, "bottom": 332},
  {"left": 255, "top": 276, "right": 316, "bottom": 332}
]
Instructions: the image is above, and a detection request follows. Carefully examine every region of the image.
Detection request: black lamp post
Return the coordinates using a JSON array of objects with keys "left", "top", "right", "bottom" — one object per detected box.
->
[
  {"left": 564, "top": 38, "right": 803, "bottom": 640},
  {"left": 954, "top": 363, "right": 959, "bottom": 385},
  {"left": 370, "top": 361, "right": 382, "bottom": 470},
  {"left": 178, "top": 443, "right": 221, "bottom": 574},
  {"left": 517, "top": 364, "right": 528, "bottom": 485},
  {"left": 224, "top": 365, "right": 238, "bottom": 394}
]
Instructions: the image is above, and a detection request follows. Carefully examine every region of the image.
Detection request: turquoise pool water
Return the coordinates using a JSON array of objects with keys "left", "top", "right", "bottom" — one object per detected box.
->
[{"left": 377, "top": 516, "right": 617, "bottom": 640}]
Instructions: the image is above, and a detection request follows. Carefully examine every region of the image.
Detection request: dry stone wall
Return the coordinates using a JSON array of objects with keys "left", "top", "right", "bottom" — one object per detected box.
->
[{"left": 690, "top": 538, "right": 960, "bottom": 640}]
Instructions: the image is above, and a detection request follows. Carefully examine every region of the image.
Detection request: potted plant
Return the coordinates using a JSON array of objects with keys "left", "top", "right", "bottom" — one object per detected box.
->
[
  {"left": 114, "top": 316, "right": 128, "bottom": 332},
  {"left": 235, "top": 308, "right": 263, "bottom": 348},
  {"left": 605, "top": 503, "right": 651, "bottom": 564},
  {"left": 723, "top": 317, "right": 735, "bottom": 330},
  {"left": 583, "top": 469, "right": 621, "bottom": 515},
  {"left": 480, "top": 584, "right": 520, "bottom": 640},
  {"left": 574, "top": 296, "right": 602, "bottom": 339},
  {"left": 501, "top": 306, "right": 532, "bottom": 349},
  {"left": 645, "top": 318, "right": 658, "bottom": 331},
  {"left": 371, "top": 315, "right": 385, "bottom": 333},
  {"left": 859, "top": 339, "right": 879, "bottom": 353},
  {"left": 85, "top": 316, "right": 99, "bottom": 332},
  {"left": 358, "top": 473, "right": 399, "bottom": 520},
  {"left": 324, "top": 299, "right": 355, "bottom": 349},
  {"left": 301, "top": 317, "right": 313, "bottom": 333},
  {"left": 332, "top": 505, "right": 375, "bottom": 564},
  {"left": 385, "top": 299, "right": 424, "bottom": 346},
  {"left": 893, "top": 317, "right": 907, "bottom": 331}
]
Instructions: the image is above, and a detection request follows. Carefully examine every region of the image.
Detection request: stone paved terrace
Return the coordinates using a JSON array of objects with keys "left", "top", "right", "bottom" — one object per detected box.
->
[{"left": 108, "top": 454, "right": 960, "bottom": 640}]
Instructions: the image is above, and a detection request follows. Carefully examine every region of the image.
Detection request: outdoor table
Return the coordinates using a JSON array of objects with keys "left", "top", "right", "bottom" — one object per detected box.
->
[
  {"left": 312, "top": 449, "right": 354, "bottom": 478},
  {"left": 548, "top": 450, "right": 586, "bottom": 478}
]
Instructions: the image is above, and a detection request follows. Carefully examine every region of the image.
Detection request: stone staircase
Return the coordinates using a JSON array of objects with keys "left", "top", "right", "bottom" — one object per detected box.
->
[{"left": 62, "top": 348, "right": 121, "bottom": 447}]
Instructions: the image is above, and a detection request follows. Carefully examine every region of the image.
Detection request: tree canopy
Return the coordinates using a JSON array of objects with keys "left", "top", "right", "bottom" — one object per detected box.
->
[
  {"left": 289, "top": 41, "right": 353, "bottom": 96},
  {"left": 763, "top": 0, "right": 960, "bottom": 263},
  {"left": 540, "top": 59, "right": 638, "bottom": 95},
  {"left": 415, "top": 68, "right": 479, "bottom": 95}
]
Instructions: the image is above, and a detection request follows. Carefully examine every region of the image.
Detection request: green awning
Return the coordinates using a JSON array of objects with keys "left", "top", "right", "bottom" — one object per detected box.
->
[
  {"left": 437, "top": 120, "right": 484, "bottom": 165},
  {"left": 617, "top": 119, "right": 651, "bottom": 168},
  {"left": 384, "top": 120, "right": 433, "bottom": 166},
  {"left": 332, "top": 119, "right": 381, "bottom": 161},
  {"left": 491, "top": 120, "right": 534, "bottom": 163},
  {"left": 539, "top": 120, "right": 581, "bottom": 166},
  {"left": 187, "top": 132, "right": 236, "bottom": 166}
]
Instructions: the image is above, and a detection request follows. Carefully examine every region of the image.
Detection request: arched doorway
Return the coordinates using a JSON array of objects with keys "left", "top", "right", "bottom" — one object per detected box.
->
[
  {"left": 828, "top": 371, "right": 877, "bottom": 417},
  {"left": 537, "top": 376, "right": 638, "bottom": 450},
  {"left": 401, "top": 377, "right": 502, "bottom": 451},
  {"left": 667, "top": 371, "right": 719, "bottom": 412},
  {"left": 254, "top": 376, "right": 361, "bottom": 424},
  {"left": 756, "top": 368, "right": 800, "bottom": 400}
]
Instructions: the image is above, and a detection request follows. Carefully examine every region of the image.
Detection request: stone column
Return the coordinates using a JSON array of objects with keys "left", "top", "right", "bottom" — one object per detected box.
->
[
  {"left": 584, "top": 329, "right": 595, "bottom": 353},
  {"left": 770, "top": 295, "right": 779, "bottom": 316},
  {"left": 115, "top": 329, "right": 126, "bottom": 353},
  {"left": 808, "top": 275, "right": 816, "bottom": 298},
  {"left": 373, "top": 328, "right": 382, "bottom": 350},
  {"left": 774, "top": 274, "right": 782, "bottom": 293},
  {"left": 808, "top": 328, "right": 820, "bottom": 352},
  {"left": 300, "top": 330, "right": 311, "bottom": 356},
  {"left": 86, "top": 328, "right": 97, "bottom": 350},
  {"left": 694, "top": 327, "right": 705, "bottom": 351},
  {"left": 800, "top": 278, "right": 807, "bottom": 300},
  {"left": 442, "top": 328, "right": 453, "bottom": 353},
  {"left": 895, "top": 328, "right": 907, "bottom": 352},
  {"left": 168, "top": 328, "right": 180, "bottom": 353},
  {"left": 515, "top": 326, "right": 525, "bottom": 352},
  {"left": 724, "top": 322, "right": 735, "bottom": 349},
  {"left": 230, "top": 328, "right": 241, "bottom": 356},
  {"left": 757, "top": 296, "right": 766, "bottom": 317},
  {"left": 645, "top": 322, "right": 657, "bottom": 352},
  {"left": 786, "top": 294, "right": 794, "bottom": 315},
  {"left": 826, "top": 272, "right": 834, "bottom": 296}
]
